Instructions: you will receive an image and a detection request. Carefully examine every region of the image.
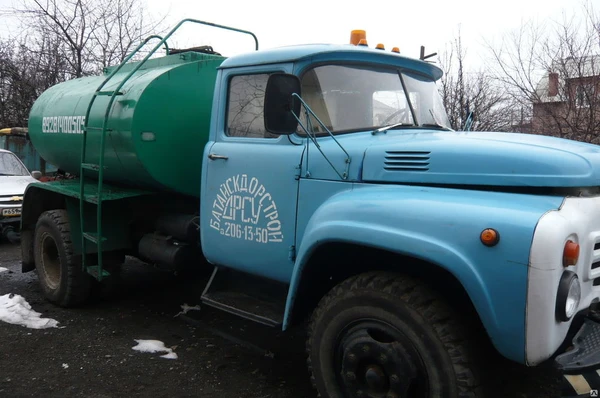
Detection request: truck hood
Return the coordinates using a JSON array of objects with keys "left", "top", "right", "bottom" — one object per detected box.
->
[
  {"left": 0, "top": 175, "right": 37, "bottom": 196},
  {"left": 361, "top": 131, "right": 600, "bottom": 187}
]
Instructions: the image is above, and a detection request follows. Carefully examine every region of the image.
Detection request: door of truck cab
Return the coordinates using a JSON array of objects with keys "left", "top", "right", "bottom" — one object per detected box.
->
[{"left": 201, "top": 67, "right": 302, "bottom": 283}]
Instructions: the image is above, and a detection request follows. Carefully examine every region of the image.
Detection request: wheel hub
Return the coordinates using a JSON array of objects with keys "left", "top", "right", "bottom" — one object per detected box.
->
[
  {"left": 365, "top": 365, "right": 386, "bottom": 390},
  {"left": 41, "top": 232, "right": 61, "bottom": 289},
  {"left": 339, "top": 324, "right": 423, "bottom": 397}
]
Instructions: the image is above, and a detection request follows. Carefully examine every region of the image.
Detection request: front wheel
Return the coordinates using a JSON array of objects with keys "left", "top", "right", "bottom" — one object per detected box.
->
[{"left": 307, "top": 272, "right": 482, "bottom": 398}]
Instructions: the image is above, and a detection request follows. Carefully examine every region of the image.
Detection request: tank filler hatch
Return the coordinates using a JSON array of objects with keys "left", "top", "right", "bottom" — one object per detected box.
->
[{"left": 168, "top": 45, "right": 221, "bottom": 56}]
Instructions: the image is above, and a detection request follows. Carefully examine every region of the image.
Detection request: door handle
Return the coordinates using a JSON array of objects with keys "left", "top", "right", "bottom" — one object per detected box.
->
[{"left": 208, "top": 153, "right": 228, "bottom": 160}]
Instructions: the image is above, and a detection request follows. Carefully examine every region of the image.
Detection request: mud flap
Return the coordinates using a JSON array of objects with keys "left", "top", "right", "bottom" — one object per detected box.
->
[{"left": 555, "top": 318, "right": 600, "bottom": 397}]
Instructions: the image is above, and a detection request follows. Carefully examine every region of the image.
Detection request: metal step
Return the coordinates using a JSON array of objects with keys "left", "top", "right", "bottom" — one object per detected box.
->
[
  {"left": 201, "top": 267, "right": 287, "bottom": 327},
  {"left": 86, "top": 265, "right": 110, "bottom": 279},
  {"left": 82, "top": 232, "right": 107, "bottom": 244},
  {"left": 81, "top": 163, "right": 103, "bottom": 171}
]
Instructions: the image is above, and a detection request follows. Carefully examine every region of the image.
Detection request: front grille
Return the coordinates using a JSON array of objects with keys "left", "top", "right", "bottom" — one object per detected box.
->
[
  {"left": 384, "top": 151, "right": 431, "bottom": 172},
  {"left": 590, "top": 235, "right": 600, "bottom": 286},
  {"left": 0, "top": 195, "right": 23, "bottom": 206}
]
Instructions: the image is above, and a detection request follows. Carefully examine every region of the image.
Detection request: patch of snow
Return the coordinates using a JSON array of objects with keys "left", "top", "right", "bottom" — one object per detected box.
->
[
  {"left": 0, "top": 293, "right": 59, "bottom": 329},
  {"left": 0, "top": 267, "right": 8, "bottom": 273},
  {"left": 62, "top": 363, "right": 69, "bottom": 369},
  {"left": 174, "top": 303, "right": 200, "bottom": 317},
  {"left": 160, "top": 352, "right": 178, "bottom": 359},
  {"left": 132, "top": 339, "right": 178, "bottom": 359}
]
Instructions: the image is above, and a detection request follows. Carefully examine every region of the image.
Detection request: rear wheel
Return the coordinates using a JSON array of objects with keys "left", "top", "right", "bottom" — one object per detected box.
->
[
  {"left": 307, "top": 272, "right": 482, "bottom": 398},
  {"left": 33, "top": 209, "right": 92, "bottom": 307}
]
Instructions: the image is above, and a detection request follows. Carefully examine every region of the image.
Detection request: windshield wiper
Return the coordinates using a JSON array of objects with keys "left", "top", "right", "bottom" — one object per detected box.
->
[
  {"left": 423, "top": 109, "right": 453, "bottom": 131},
  {"left": 371, "top": 122, "right": 414, "bottom": 135},
  {"left": 421, "top": 123, "right": 453, "bottom": 131},
  {"left": 0, "top": 173, "right": 18, "bottom": 176}
]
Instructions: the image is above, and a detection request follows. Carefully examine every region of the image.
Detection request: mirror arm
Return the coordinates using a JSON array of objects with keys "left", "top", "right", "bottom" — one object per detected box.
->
[{"left": 291, "top": 93, "right": 351, "bottom": 180}]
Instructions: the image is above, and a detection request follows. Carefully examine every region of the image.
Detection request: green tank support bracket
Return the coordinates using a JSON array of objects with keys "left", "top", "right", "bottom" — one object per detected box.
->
[{"left": 79, "top": 19, "right": 259, "bottom": 281}]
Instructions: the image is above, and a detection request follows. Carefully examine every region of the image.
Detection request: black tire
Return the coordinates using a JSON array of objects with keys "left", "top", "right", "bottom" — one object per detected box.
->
[
  {"left": 307, "top": 272, "right": 483, "bottom": 398},
  {"left": 33, "top": 209, "right": 92, "bottom": 307}
]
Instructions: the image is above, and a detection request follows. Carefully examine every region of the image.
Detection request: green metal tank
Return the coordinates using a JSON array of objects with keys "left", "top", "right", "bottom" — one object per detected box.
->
[{"left": 28, "top": 51, "right": 226, "bottom": 198}]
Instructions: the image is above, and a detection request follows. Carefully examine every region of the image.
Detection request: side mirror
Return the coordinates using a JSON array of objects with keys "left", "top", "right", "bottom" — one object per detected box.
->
[
  {"left": 31, "top": 171, "right": 42, "bottom": 180},
  {"left": 264, "top": 73, "right": 301, "bottom": 135}
]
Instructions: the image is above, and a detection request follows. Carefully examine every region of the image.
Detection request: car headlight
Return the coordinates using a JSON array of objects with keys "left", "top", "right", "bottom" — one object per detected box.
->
[{"left": 556, "top": 271, "right": 581, "bottom": 322}]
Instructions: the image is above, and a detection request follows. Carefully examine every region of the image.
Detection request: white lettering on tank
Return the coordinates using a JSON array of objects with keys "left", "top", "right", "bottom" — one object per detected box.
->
[
  {"left": 210, "top": 174, "right": 283, "bottom": 243},
  {"left": 41, "top": 115, "right": 86, "bottom": 134}
]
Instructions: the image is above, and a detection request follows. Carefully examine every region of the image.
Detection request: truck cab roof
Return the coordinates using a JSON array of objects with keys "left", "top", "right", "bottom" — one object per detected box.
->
[{"left": 219, "top": 43, "right": 443, "bottom": 80}]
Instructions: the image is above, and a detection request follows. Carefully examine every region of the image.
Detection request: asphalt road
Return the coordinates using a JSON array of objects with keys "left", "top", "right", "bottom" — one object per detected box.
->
[{"left": 0, "top": 241, "right": 563, "bottom": 398}]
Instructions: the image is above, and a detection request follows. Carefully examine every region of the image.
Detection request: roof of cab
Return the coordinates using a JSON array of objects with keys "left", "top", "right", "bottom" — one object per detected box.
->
[{"left": 219, "top": 43, "right": 443, "bottom": 80}]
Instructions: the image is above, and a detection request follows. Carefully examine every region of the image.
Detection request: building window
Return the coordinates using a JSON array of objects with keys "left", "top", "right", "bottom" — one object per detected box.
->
[
  {"left": 226, "top": 73, "right": 277, "bottom": 138},
  {"left": 575, "top": 83, "right": 594, "bottom": 108}
]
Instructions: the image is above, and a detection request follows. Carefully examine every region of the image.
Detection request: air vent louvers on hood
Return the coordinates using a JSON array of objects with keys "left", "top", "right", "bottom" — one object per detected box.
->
[{"left": 384, "top": 151, "right": 430, "bottom": 172}]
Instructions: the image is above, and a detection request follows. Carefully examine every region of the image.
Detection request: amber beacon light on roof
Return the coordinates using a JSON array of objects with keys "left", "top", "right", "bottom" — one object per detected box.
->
[{"left": 349, "top": 29, "right": 400, "bottom": 53}]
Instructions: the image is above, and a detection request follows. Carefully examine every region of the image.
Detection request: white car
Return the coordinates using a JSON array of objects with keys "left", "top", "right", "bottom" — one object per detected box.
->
[{"left": 0, "top": 148, "right": 41, "bottom": 243}]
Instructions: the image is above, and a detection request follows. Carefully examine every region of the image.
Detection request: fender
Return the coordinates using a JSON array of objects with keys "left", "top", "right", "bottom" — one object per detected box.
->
[
  {"left": 20, "top": 179, "right": 151, "bottom": 272},
  {"left": 20, "top": 182, "right": 68, "bottom": 272},
  {"left": 284, "top": 183, "right": 565, "bottom": 364}
]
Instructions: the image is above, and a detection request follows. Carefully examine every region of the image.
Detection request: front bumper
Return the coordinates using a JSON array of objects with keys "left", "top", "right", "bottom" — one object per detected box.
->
[{"left": 556, "top": 317, "right": 600, "bottom": 397}]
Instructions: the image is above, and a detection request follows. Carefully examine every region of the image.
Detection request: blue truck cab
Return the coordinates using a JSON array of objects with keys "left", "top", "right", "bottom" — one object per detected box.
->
[{"left": 199, "top": 41, "right": 600, "bottom": 397}]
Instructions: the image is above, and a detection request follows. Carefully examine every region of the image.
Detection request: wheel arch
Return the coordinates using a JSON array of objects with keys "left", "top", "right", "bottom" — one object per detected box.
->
[
  {"left": 282, "top": 228, "right": 526, "bottom": 364},
  {"left": 284, "top": 240, "right": 481, "bottom": 330}
]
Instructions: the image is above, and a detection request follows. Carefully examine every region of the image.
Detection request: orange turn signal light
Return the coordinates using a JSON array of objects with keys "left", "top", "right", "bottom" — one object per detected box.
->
[
  {"left": 480, "top": 228, "right": 500, "bottom": 247},
  {"left": 391, "top": 47, "right": 400, "bottom": 53},
  {"left": 358, "top": 38, "right": 368, "bottom": 46},
  {"left": 376, "top": 43, "right": 385, "bottom": 50},
  {"left": 563, "top": 240, "right": 580, "bottom": 267}
]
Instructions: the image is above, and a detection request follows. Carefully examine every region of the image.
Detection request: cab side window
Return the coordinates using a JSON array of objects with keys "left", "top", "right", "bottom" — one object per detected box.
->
[{"left": 226, "top": 73, "right": 277, "bottom": 139}]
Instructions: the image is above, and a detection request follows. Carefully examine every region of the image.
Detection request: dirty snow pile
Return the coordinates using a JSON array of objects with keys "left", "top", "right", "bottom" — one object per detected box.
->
[
  {"left": 173, "top": 303, "right": 200, "bottom": 318},
  {"left": 0, "top": 267, "right": 8, "bottom": 273},
  {"left": 0, "top": 293, "right": 59, "bottom": 329},
  {"left": 132, "top": 339, "right": 178, "bottom": 359}
]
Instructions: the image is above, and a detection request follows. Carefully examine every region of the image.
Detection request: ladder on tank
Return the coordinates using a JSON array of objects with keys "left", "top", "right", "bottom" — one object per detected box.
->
[{"left": 79, "top": 19, "right": 259, "bottom": 281}]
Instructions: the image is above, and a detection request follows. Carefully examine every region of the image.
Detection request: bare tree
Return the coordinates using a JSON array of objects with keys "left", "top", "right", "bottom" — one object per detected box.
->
[
  {"left": 438, "top": 28, "right": 515, "bottom": 132},
  {"left": 14, "top": 0, "right": 165, "bottom": 78},
  {"left": 0, "top": 0, "right": 165, "bottom": 127},
  {"left": 0, "top": 33, "right": 68, "bottom": 127},
  {"left": 484, "top": 0, "right": 600, "bottom": 142}
]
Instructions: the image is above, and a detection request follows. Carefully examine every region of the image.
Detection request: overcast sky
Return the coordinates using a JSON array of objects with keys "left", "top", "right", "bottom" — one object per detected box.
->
[
  {"left": 0, "top": 0, "right": 592, "bottom": 65},
  {"left": 146, "top": 0, "right": 588, "bottom": 61}
]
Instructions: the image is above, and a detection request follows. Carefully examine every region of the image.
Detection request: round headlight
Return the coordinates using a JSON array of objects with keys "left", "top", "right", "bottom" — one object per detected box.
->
[{"left": 556, "top": 271, "right": 581, "bottom": 322}]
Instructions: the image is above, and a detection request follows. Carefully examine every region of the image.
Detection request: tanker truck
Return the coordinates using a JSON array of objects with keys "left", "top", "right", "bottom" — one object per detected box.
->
[{"left": 19, "top": 18, "right": 600, "bottom": 398}]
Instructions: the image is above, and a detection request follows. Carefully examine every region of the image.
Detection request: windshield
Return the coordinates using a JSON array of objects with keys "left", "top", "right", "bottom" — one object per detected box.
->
[
  {"left": 0, "top": 152, "right": 30, "bottom": 176},
  {"left": 297, "top": 64, "right": 451, "bottom": 135}
]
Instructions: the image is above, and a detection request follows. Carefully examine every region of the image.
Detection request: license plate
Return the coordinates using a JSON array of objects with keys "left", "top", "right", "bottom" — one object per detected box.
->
[{"left": 2, "top": 208, "right": 21, "bottom": 217}]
